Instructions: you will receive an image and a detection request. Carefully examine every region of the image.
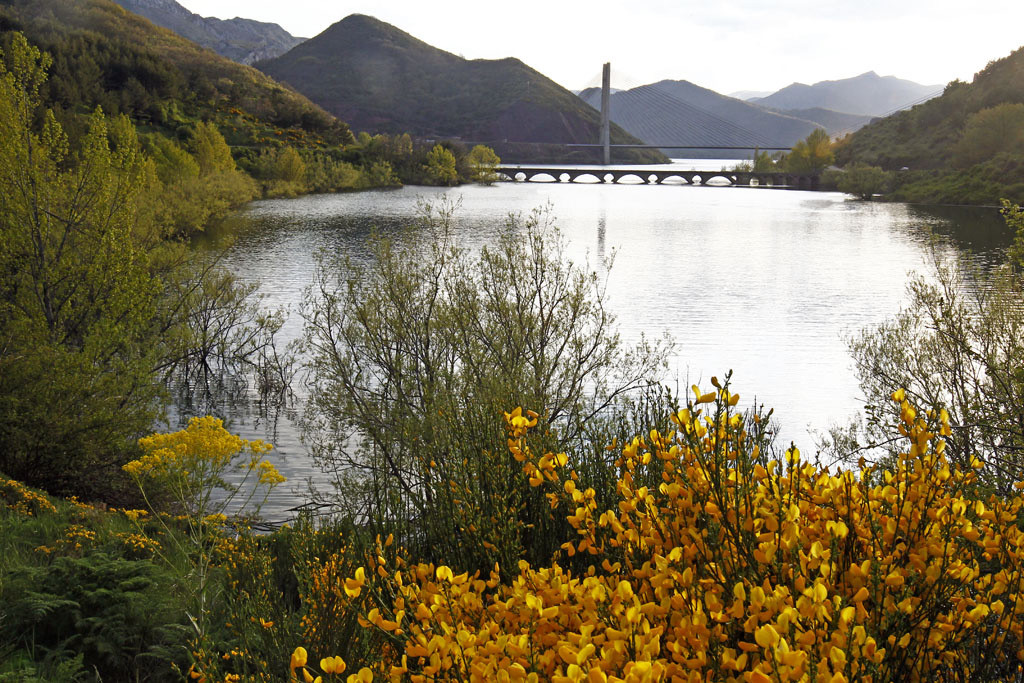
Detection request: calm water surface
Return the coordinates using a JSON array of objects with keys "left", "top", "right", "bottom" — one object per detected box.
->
[{"left": 200, "top": 175, "right": 1011, "bottom": 517}]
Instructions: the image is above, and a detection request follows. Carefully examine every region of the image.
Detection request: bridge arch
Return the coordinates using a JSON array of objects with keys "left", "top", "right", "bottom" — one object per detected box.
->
[
  {"left": 615, "top": 173, "right": 646, "bottom": 184},
  {"left": 702, "top": 173, "right": 735, "bottom": 186}
]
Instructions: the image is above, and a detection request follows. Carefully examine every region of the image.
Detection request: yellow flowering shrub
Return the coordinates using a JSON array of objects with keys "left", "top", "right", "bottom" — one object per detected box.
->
[
  {"left": 1, "top": 477, "right": 57, "bottom": 516},
  {"left": 124, "top": 416, "right": 282, "bottom": 517},
  {"left": 312, "top": 387, "right": 1023, "bottom": 682},
  {"left": 122, "top": 417, "right": 285, "bottom": 656}
]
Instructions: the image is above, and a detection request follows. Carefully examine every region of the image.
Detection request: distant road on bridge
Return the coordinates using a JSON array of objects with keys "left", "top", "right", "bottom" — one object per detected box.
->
[{"left": 496, "top": 166, "right": 820, "bottom": 189}]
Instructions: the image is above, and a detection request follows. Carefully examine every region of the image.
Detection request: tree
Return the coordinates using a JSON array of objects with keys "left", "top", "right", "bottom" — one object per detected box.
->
[
  {"left": 423, "top": 143, "right": 458, "bottom": 185},
  {"left": 190, "top": 121, "right": 236, "bottom": 175},
  {"left": 0, "top": 33, "right": 277, "bottom": 499},
  {"left": 301, "top": 203, "right": 669, "bottom": 570},
  {"left": 951, "top": 103, "right": 1024, "bottom": 168},
  {"left": 465, "top": 144, "right": 501, "bottom": 184},
  {"left": 837, "top": 163, "right": 892, "bottom": 199},
  {"left": 0, "top": 33, "right": 163, "bottom": 495},
  {"left": 784, "top": 128, "right": 834, "bottom": 174}
]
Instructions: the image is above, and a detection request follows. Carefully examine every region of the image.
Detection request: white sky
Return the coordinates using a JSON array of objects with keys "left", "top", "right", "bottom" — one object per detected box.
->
[{"left": 177, "top": 0, "right": 1024, "bottom": 95}]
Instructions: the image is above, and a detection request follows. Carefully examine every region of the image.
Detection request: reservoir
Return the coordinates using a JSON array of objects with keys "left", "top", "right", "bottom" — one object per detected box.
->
[{"left": 200, "top": 169, "right": 1011, "bottom": 518}]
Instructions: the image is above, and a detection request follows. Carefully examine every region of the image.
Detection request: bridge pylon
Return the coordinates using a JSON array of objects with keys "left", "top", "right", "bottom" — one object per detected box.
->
[{"left": 600, "top": 62, "right": 610, "bottom": 165}]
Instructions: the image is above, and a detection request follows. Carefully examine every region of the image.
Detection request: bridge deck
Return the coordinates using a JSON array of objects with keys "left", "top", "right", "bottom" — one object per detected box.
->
[{"left": 496, "top": 166, "right": 819, "bottom": 189}]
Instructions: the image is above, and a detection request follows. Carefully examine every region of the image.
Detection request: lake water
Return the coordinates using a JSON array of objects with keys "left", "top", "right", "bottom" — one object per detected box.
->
[{"left": 199, "top": 171, "right": 1011, "bottom": 519}]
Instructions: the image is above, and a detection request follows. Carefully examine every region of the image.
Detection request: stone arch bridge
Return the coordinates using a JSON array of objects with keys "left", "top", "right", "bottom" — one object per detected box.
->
[{"left": 496, "top": 166, "right": 819, "bottom": 190}]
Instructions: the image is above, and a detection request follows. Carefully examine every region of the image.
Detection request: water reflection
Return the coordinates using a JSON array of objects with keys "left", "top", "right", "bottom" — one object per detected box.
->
[{"left": 194, "top": 182, "right": 1010, "bottom": 519}]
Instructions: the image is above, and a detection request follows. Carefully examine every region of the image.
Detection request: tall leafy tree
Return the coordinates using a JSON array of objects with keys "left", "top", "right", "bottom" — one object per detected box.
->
[
  {"left": 0, "top": 33, "right": 163, "bottom": 495},
  {"left": 785, "top": 128, "right": 834, "bottom": 174}
]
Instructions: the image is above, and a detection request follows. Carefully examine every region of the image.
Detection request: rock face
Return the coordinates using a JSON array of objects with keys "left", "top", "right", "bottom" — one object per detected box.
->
[
  {"left": 255, "top": 13, "right": 654, "bottom": 153},
  {"left": 112, "top": 0, "right": 304, "bottom": 64}
]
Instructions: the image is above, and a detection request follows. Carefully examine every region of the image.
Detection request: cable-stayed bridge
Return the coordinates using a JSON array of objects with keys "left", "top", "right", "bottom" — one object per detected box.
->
[{"left": 491, "top": 64, "right": 940, "bottom": 188}]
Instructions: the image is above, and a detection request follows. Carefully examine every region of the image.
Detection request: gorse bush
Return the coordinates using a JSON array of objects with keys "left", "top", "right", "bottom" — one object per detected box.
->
[{"left": 286, "top": 385, "right": 1024, "bottom": 683}]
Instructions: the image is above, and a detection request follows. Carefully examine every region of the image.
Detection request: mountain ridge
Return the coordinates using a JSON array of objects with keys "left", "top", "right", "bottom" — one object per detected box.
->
[
  {"left": 751, "top": 71, "right": 942, "bottom": 117},
  {"left": 578, "top": 79, "right": 864, "bottom": 154},
  {"left": 110, "top": 0, "right": 304, "bottom": 64}
]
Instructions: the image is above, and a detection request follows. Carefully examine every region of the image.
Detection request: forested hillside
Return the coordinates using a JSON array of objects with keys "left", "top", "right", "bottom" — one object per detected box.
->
[
  {"left": 836, "top": 46, "right": 1024, "bottom": 204},
  {"left": 0, "top": 0, "right": 351, "bottom": 146}
]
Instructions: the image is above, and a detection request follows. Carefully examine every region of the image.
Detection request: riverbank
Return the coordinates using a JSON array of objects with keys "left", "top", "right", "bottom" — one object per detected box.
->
[{"left": 4, "top": 382, "right": 1024, "bottom": 681}]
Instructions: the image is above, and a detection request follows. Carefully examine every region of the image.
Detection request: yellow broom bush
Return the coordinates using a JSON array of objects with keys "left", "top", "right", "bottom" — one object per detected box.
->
[{"left": 294, "top": 384, "right": 1024, "bottom": 683}]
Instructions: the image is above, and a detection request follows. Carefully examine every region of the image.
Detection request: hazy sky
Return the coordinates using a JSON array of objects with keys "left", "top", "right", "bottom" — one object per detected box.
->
[{"left": 177, "top": 0, "right": 1024, "bottom": 95}]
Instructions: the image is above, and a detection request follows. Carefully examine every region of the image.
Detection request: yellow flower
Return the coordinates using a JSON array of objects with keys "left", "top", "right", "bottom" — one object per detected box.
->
[
  {"left": 290, "top": 646, "right": 307, "bottom": 671},
  {"left": 347, "top": 668, "right": 373, "bottom": 683},
  {"left": 321, "top": 656, "right": 346, "bottom": 674}
]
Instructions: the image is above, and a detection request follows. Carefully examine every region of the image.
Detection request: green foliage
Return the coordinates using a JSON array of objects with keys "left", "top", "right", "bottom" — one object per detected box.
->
[
  {"left": 465, "top": 144, "right": 501, "bottom": 184},
  {"left": 1004, "top": 199, "right": 1024, "bottom": 269},
  {"left": 783, "top": 128, "right": 833, "bottom": 174},
  {"left": 752, "top": 149, "right": 777, "bottom": 173},
  {"left": 0, "top": 482, "right": 192, "bottom": 681},
  {"left": 143, "top": 128, "right": 257, "bottom": 237},
  {"left": 837, "top": 164, "right": 893, "bottom": 199},
  {"left": 888, "top": 154, "right": 1024, "bottom": 206},
  {"left": 3, "top": 554, "right": 187, "bottom": 680},
  {"left": 302, "top": 203, "right": 669, "bottom": 572},
  {"left": 362, "top": 159, "right": 400, "bottom": 188},
  {"left": 952, "top": 103, "right": 1024, "bottom": 168},
  {"left": 0, "top": 34, "right": 162, "bottom": 497},
  {"left": 249, "top": 145, "right": 308, "bottom": 197},
  {"left": 300, "top": 151, "right": 362, "bottom": 193},
  {"left": 422, "top": 143, "right": 458, "bottom": 186},
  {"left": 0, "top": 33, "right": 283, "bottom": 499},
  {"left": 190, "top": 120, "right": 236, "bottom": 175}
]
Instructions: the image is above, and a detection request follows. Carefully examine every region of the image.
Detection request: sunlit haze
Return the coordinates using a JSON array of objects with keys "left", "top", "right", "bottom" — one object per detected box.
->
[{"left": 176, "top": 0, "right": 1024, "bottom": 94}]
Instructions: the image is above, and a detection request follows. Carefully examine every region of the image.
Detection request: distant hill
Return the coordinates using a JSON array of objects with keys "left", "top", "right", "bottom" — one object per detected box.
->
[
  {"left": 837, "top": 47, "right": 1024, "bottom": 205},
  {"left": 111, "top": 0, "right": 304, "bottom": 64},
  {"left": 752, "top": 72, "right": 942, "bottom": 117},
  {"left": 0, "top": 0, "right": 352, "bottom": 146},
  {"left": 257, "top": 14, "right": 663, "bottom": 162},
  {"left": 578, "top": 79, "right": 854, "bottom": 154},
  {"left": 728, "top": 90, "right": 772, "bottom": 101}
]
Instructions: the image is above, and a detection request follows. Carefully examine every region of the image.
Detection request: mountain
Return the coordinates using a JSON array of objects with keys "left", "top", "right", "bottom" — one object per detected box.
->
[
  {"left": 0, "top": 0, "right": 351, "bottom": 146},
  {"left": 578, "top": 79, "right": 850, "bottom": 154},
  {"left": 111, "top": 0, "right": 304, "bottom": 64},
  {"left": 257, "top": 14, "right": 662, "bottom": 161},
  {"left": 752, "top": 72, "right": 942, "bottom": 117}
]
